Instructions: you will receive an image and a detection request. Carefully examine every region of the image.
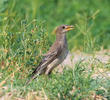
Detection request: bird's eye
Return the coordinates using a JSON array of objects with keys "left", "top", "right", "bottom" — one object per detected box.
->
[{"left": 62, "top": 26, "right": 65, "bottom": 29}]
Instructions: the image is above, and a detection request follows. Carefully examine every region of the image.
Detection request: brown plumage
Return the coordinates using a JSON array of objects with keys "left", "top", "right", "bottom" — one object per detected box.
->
[{"left": 26, "top": 25, "right": 74, "bottom": 84}]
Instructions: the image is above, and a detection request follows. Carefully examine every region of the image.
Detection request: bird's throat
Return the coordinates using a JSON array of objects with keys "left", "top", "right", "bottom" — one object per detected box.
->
[{"left": 56, "top": 33, "right": 66, "bottom": 42}]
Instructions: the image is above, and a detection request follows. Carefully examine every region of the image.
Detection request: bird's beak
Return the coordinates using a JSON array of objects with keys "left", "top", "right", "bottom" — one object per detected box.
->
[{"left": 65, "top": 25, "right": 74, "bottom": 31}]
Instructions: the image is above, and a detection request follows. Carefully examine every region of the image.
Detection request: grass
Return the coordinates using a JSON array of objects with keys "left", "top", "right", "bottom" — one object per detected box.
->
[
  {"left": 0, "top": 0, "right": 110, "bottom": 99},
  {"left": 0, "top": 57, "right": 110, "bottom": 99}
]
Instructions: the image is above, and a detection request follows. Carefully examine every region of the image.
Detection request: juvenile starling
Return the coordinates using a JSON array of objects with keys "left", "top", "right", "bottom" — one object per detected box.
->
[{"left": 26, "top": 25, "right": 74, "bottom": 84}]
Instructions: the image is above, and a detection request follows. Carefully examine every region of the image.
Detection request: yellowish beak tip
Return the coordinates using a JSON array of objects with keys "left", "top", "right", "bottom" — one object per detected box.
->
[{"left": 65, "top": 25, "right": 75, "bottom": 31}]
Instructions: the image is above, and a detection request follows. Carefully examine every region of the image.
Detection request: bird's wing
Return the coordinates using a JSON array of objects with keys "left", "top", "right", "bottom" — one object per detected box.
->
[
  {"left": 32, "top": 43, "right": 62, "bottom": 75},
  {"left": 26, "top": 42, "right": 62, "bottom": 85}
]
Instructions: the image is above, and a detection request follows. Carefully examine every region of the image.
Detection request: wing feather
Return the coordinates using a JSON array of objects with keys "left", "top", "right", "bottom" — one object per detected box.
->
[
  {"left": 26, "top": 43, "right": 62, "bottom": 85},
  {"left": 32, "top": 45, "right": 62, "bottom": 75}
]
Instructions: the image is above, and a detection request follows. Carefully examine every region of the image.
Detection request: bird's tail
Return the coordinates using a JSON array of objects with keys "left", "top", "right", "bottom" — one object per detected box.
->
[
  {"left": 25, "top": 62, "right": 47, "bottom": 85},
  {"left": 25, "top": 73, "right": 40, "bottom": 85},
  {"left": 25, "top": 56, "right": 52, "bottom": 85}
]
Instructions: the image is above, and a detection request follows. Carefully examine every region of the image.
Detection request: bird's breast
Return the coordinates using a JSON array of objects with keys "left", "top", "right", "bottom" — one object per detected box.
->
[{"left": 59, "top": 41, "right": 68, "bottom": 62}]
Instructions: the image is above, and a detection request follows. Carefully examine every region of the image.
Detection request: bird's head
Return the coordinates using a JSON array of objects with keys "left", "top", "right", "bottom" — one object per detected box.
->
[{"left": 53, "top": 25, "right": 74, "bottom": 34}]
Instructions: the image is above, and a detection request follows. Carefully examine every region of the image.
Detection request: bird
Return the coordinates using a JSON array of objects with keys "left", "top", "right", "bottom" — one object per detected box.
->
[{"left": 26, "top": 25, "right": 74, "bottom": 85}]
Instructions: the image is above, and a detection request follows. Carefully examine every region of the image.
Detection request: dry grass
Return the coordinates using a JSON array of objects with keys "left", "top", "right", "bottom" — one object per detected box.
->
[{"left": 0, "top": 50, "right": 110, "bottom": 99}]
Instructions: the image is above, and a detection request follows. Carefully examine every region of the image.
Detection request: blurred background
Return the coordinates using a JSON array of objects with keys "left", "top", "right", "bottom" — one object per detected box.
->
[{"left": 0, "top": 0, "right": 110, "bottom": 52}]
